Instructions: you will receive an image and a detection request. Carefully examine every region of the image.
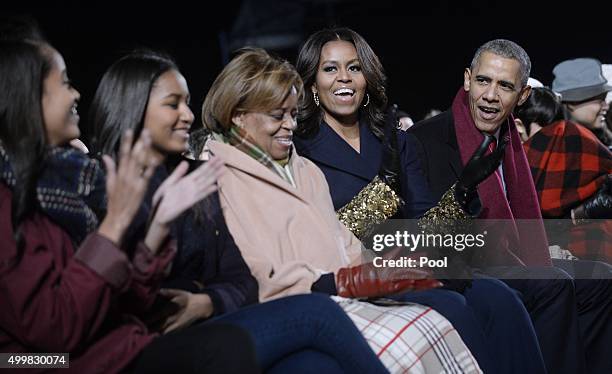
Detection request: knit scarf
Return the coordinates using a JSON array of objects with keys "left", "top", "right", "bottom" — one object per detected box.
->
[
  {"left": 451, "top": 88, "right": 552, "bottom": 266},
  {"left": 0, "top": 143, "right": 106, "bottom": 245},
  {"left": 217, "top": 126, "right": 294, "bottom": 187}
]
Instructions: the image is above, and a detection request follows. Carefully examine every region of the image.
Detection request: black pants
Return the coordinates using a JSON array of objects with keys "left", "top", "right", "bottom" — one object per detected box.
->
[
  {"left": 485, "top": 261, "right": 612, "bottom": 374},
  {"left": 131, "top": 322, "right": 260, "bottom": 374},
  {"left": 554, "top": 259, "right": 612, "bottom": 374}
]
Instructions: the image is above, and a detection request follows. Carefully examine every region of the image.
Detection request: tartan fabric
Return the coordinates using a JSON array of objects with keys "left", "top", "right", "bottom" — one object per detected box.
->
[
  {"left": 217, "top": 126, "right": 295, "bottom": 187},
  {"left": 0, "top": 143, "right": 106, "bottom": 245},
  {"left": 332, "top": 296, "right": 481, "bottom": 374},
  {"left": 523, "top": 120, "right": 612, "bottom": 217},
  {"left": 523, "top": 120, "right": 612, "bottom": 262}
]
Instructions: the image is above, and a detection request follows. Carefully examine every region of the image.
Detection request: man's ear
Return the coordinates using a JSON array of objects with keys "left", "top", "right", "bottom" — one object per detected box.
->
[
  {"left": 463, "top": 68, "right": 472, "bottom": 92},
  {"left": 517, "top": 85, "right": 532, "bottom": 106}
]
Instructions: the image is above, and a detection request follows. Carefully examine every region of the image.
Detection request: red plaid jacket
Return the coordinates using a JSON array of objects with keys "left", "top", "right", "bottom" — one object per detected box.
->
[{"left": 523, "top": 120, "right": 612, "bottom": 263}]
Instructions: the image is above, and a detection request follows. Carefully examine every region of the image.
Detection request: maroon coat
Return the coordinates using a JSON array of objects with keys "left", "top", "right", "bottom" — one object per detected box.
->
[{"left": 0, "top": 183, "right": 175, "bottom": 373}]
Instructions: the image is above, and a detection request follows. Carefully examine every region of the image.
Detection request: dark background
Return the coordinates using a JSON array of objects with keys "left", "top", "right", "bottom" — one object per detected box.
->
[{"left": 3, "top": 0, "right": 612, "bottom": 143}]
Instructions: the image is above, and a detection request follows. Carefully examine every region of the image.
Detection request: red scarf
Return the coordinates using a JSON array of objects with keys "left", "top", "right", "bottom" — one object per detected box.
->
[{"left": 451, "top": 88, "right": 552, "bottom": 266}]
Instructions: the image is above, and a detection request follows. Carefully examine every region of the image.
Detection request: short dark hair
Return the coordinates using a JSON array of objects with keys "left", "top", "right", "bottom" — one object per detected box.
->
[
  {"left": 295, "top": 27, "right": 387, "bottom": 140},
  {"left": 471, "top": 39, "right": 531, "bottom": 86},
  {"left": 90, "top": 50, "right": 178, "bottom": 160},
  {"left": 514, "top": 87, "right": 561, "bottom": 133}
]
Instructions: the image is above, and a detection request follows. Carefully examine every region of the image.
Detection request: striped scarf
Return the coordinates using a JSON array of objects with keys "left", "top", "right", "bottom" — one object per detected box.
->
[{"left": 217, "top": 126, "right": 295, "bottom": 187}]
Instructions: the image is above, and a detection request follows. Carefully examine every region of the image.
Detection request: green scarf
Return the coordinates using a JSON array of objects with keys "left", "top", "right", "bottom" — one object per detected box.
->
[{"left": 217, "top": 126, "right": 295, "bottom": 187}]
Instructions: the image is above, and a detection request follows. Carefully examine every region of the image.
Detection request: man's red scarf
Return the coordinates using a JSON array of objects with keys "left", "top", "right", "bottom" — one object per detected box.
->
[{"left": 451, "top": 88, "right": 552, "bottom": 266}]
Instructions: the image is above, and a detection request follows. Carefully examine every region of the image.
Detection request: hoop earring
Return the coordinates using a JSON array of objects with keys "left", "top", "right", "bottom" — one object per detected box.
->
[
  {"left": 313, "top": 91, "right": 320, "bottom": 107},
  {"left": 363, "top": 93, "right": 370, "bottom": 107}
]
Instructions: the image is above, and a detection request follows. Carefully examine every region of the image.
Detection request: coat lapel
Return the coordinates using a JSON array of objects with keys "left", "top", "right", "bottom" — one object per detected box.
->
[
  {"left": 209, "top": 140, "right": 310, "bottom": 203},
  {"left": 444, "top": 113, "right": 463, "bottom": 179},
  {"left": 295, "top": 121, "right": 379, "bottom": 181}
]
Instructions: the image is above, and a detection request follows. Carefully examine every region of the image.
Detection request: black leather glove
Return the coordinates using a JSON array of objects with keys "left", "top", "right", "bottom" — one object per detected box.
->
[
  {"left": 455, "top": 134, "right": 507, "bottom": 215},
  {"left": 379, "top": 104, "right": 402, "bottom": 194},
  {"left": 583, "top": 174, "right": 612, "bottom": 219}
]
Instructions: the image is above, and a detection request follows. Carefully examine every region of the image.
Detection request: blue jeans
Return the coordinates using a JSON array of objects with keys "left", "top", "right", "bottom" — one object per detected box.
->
[{"left": 211, "top": 293, "right": 387, "bottom": 373}]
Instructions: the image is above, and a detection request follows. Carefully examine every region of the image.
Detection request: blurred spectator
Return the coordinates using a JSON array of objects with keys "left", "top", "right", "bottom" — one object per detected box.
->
[
  {"left": 423, "top": 108, "right": 442, "bottom": 120},
  {"left": 521, "top": 88, "right": 612, "bottom": 263},
  {"left": 396, "top": 108, "right": 414, "bottom": 130},
  {"left": 552, "top": 58, "right": 612, "bottom": 147},
  {"left": 514, "top": 86, "right": 562, "bottom": 142}
]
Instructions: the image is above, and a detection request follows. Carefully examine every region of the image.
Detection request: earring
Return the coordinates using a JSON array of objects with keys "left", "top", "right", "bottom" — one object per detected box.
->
[
  {"left": 313, "top": 91, "right": 320, "bottom": 107},
  {"left": 363, "top": 93, "right": 370, "bottom": 107}
]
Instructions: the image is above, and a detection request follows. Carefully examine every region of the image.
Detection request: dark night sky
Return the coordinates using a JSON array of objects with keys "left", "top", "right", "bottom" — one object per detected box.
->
[{"left": 3, "top": 0, "right": 612, "bottom": 142}]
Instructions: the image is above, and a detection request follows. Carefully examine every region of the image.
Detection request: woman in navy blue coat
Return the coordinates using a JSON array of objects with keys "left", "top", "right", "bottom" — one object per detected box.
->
[{"left": 294, "top": 27, "right": 547, "bottom": 374}]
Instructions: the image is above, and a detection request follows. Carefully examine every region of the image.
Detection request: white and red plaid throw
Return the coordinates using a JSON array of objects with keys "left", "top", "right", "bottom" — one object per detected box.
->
[{"left": 332, "top": 296, "right": 482, "bottom": 374}]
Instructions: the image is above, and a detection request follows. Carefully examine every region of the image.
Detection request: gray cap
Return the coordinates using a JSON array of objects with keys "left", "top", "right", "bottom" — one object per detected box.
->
[{"left": 552, "top": 58, "right": 612, "bottom": 102}]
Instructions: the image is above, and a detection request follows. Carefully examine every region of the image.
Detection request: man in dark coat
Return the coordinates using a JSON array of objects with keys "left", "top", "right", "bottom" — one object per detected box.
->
[{"left": 408, "top": 39, "right": 612, "bottom": 374}]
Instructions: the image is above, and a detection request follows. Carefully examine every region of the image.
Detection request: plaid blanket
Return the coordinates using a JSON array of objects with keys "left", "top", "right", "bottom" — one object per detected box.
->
[
  {"left": 332, "top": 296, "right": 481, "bottom": 374},
  {"left": 523, "top": 120, "right": 612, "bottom": 263}
]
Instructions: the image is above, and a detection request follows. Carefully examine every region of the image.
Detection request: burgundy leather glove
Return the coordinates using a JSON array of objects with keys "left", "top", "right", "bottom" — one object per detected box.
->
[{"left": 336, "top": 262, "right": 442, "bottom": 298}]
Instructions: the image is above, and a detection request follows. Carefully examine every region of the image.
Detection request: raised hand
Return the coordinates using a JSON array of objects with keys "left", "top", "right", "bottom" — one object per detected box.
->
[
  {"left": 144, "top": 157, "right": 225, "bottom": 252},
  {"left": 151, "top": 157, "right": 225, "bottom": 225},
  {"left": 98, "top": 129, "right": 161, "bottom": 245},
  {"left": 454, "top": 134, "right": 507, "bottom": 214}
]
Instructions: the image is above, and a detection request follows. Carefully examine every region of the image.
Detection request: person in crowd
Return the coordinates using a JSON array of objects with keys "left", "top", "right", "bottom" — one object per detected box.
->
[
  {"left": 514, "top": 85, "right": 561, "bottom": 142},
  {"left": 408, "top": 38, "right": 612, "bottom": 374},
  {"left": 0, "top": 39, "right": 260, "bottom": 374},
  {"left": 552, "top": 58, "right": 612, "bottom": 147},
  {"left": 293, "top": 27, "right": 546, "bottom": 374},
  {"left": 518, "top": 87, "right": 612, "bottom": 264},
  {"left": 88, "top": 50, "right": 391, "bottom": 373}
]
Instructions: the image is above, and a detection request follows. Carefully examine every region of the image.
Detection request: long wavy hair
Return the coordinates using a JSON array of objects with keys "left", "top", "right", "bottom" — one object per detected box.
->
[
  {"left": 90, "top": 50, "right": 178, "bottom": 160},
  {"left": 0, "top": 40, "right": 52, "bottom": 250},
  {"left": 295, "top": 27, "right": 387, "bottom": 140}
]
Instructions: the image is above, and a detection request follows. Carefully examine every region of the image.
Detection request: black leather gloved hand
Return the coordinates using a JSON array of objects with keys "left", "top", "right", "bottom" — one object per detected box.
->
[
  {"left": 455, "top": 134, "right": 507, "bottom": 215},
  {"left": 583, "top": 174, "right": 612, "bottom": 219},
  {"left": 379, "top": 104, "right": 402, "bottom": 194}
]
